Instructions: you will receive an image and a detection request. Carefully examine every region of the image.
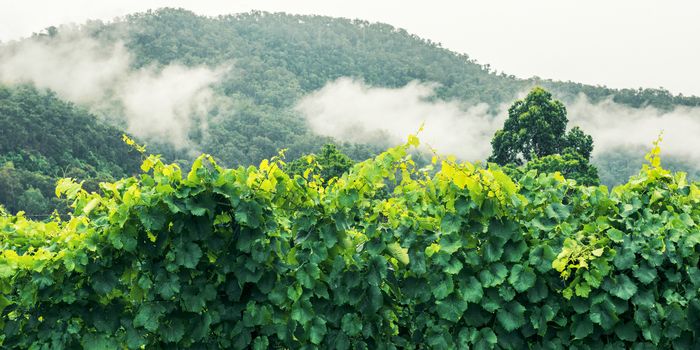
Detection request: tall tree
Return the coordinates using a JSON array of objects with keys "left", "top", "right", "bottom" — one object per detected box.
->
[
  {"left": 489, "top": 87, "right": 599, "bottom": 185},
  {"left": 489, "top": 87, "right": 569, "bottom": 165}
]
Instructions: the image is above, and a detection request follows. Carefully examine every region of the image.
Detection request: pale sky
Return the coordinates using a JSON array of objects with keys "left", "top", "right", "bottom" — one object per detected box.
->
[{"left": 1, "top": 0, "right": 699, "bottom": 96}]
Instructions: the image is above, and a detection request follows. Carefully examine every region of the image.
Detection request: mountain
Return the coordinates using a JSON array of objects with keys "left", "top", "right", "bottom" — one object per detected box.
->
[
  {"left": 1, "top": 8, "right": 699, "bottom": 216},
  {"left": 111, "top": 9, "right": 699, "bottom": 109}
]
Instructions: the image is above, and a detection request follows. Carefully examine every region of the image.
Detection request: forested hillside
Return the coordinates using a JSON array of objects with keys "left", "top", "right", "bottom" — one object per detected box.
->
[
  {"left": 0, "top": 85, "right": 142, "bottom": 215},
  {"left": 1, "top": 8, "right": 699, "bottom": 215},
  {"left": 79, "top": 9, "right": 700, "bottom": 178}
]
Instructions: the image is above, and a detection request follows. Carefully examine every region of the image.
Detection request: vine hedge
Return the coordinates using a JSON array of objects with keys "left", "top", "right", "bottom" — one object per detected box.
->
[{"left": 1, "top": 136, "right": 700, "bottom": 349}]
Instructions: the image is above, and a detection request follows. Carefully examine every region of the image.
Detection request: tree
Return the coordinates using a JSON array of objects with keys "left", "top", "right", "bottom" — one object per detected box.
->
[
  {"left": 16, "top": 187, "right": 50, "bottom": 215},
  {"left": 489, "top": 87, "right": 599, "bottom": 185},
  {"left": 286, "top": 144, "right": 355, "bottom": 183},
  {"left": 524, "top": 152, "right": 599, "bottom": 186},
  {"left": 563, "top": 126, "right": 593, "bottom": 160},
  {"left": 489, "top": 87, "right": 568, "bottom": 165}
]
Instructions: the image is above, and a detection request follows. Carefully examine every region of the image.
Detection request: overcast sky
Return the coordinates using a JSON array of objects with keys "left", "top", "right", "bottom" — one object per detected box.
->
[{"left": 1, "top": 0, "right": 698, "bottom": 96}]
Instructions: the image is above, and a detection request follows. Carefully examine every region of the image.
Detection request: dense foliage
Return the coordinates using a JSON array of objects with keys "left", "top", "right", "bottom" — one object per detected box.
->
[
  {"left": 0, "top": 85, "right": 142, "bottom": 216},
  {"left": 1, "top": 136, "right": 699, "bottom": 348},
  {"left": 519, "top": 151, "right": 599, "bottom": 187},
  {"left": 286, "top": 144, "right": 355, "bottom": 183}
]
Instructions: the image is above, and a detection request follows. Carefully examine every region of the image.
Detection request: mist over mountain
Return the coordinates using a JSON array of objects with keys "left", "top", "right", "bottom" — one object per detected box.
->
[{"left": 1, "top": 7, "right": 699, "bottom": 214}]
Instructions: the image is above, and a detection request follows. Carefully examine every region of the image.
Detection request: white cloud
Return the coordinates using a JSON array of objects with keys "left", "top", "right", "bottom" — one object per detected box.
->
[
  {"left": 0, "top": 28, "right": 130, "bottom": 104},
  {"left": 0, "top": 29, "right": 227, "bottom": 148},
  {"left": 567, "top": 96, "right": 700, "bottom": 163},
  {"left": 296, "top": 78, "right": 507, "bottom": 160}
]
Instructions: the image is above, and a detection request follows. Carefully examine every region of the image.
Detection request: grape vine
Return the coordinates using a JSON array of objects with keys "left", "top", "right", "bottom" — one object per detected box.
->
[{"left": 1, "top": 136, "right": 699, "bottom": 349}]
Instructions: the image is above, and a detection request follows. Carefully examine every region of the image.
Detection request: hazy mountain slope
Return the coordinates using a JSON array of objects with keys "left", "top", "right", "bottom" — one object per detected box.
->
[
  {"left": 0, "top": 84, "right": 142, "bottom": 215},
  {"left": 2, "top": 7, "right": 698, "bottom": 199}
]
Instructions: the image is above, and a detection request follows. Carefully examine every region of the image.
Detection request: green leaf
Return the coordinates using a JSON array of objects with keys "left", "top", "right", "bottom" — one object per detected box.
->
[
  {"left": 0, "top": 260, "right": 15, "bottom": 279},
  {"left": 572, "top": 317, "right": 593, "bottom": 339},
  {"left": 441, "top": 213, "right": 461, "bottom": 234},
  {"left": 91, "top": 271, "right": 118, "bottom": 295},
  {"left": 483, "top": 237, "right": 505, "bottom": 263},
  {"left": 508, "top": 264, "right": 536, "bottom": 293},
  {"left": 443, "top": 257, "right": 463, "bottom": 274},
  {"left": 528, "top": 245, "right": 556, "bottom": 273},
  {"left": 181, "top": 291, "right": 206, "bottom": 313},
  {"left": 589, "top": 298, "right": 618, "bottom": 330},
  {"left": 606, "top": 228, "right": 624, "bottom": 243},
  {"left": 529, "top": 304, "right": 556, "bottom": 334},
  {"left": 479, "top": 263, "right": 508, "bottom": 288},
  {"left": 545, "top": 203, "right": 570, "bottom": 221},
  {"left": 310, "top": 317, "right": 327, "bottom": 344},
  {"left": 499, "top": 285, "right": 516, "bottom": 301},
  {"left": 253, "top": 336, "right": 269, "bottom": 350},
  {"left": 320, "top": 224, "right": 338, "bottom": 248},
  {"left": 472, "top": 328, "right": 497, "bottom": 350},
  {"left": 436, "top": 294, "right": 469, "bottom": 322},
  {"left": 633, "top": 263, "right": 657, "bottom": 284},
  {"left": 235, "top": 201, "right": 262, "bottom": 228},
  {"left": 133, "top": 303, "right": 166, "bottom": 332},
  {"left": 502, "top": 240, "right": 528, "bottom": 263},
  {"left": 613, "top": 249, "right": 635, "bottom": 270},
  {"left": 155, "top": 273, "right": 180, "bottom": 299},
  {"left": 367, "top": 255, "right": 387, "bottom": 287},
  {"left": 575, "top": 282, "right": 591, "bottom": 298},
  {"left": 488, "top": 220, "right": 516, "bottom": 240},
  {"left": 615, "top": 321, "right": 637, "bottom": 342},
  {"left": 387, "top": 242, "right": 410, "bottom": 265},
  {"left": 291, "top": 300, "right": 313, "bottom": 324},
  {"left": 341, "top": 313, "right": 362, "bottom": 337},
  {"left": 126, "top": 326, "right": 146, "bottom": 349},
  {"left": 441, "top": 232, "right": 463, "bottom": 254},
  {"left": 527, "top": 279, "right": 549, "bottom": 303},
  {"left": 458, "top": 276, "right": 484, "bottom": 303},
  {"left": 496, "top": 301, "right": 526, "bottom": 332},
  {"left": 160, "top": 319, "right": 185, "bottom": 343},
  {"left": 81, "top": 333, "right": 118, "bottom": 350},
  {"left": 175, "top": 242, "right": 202, "bottom": 269},
  {"left": 137, "top": 209, "right": 167, "bottom": 231},
  {"left": 0, "top": 295, "right": 12, "bottom": 316},
  {"left": 605, "top": 274, "right": 638, "bottom": 300},
  {"left": 432, "top": 275, "right": 454, "bottom": 300}
]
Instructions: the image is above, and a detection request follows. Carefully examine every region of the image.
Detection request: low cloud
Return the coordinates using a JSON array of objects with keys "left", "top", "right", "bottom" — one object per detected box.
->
[
  {"left": 567, "top": 97, "right": 700, "bottom": 164},
  {"left": 118, "top": 65, "right": 222, "bottom": 144},
  {"left": 298, "top": 78, "right": 700, "bottom": 167},
  {"left": 0, "top": 27, "right": 225, "bottom": 148},
  {"left": 296, "top": 78, "right": 507, "bottom": 160}
]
